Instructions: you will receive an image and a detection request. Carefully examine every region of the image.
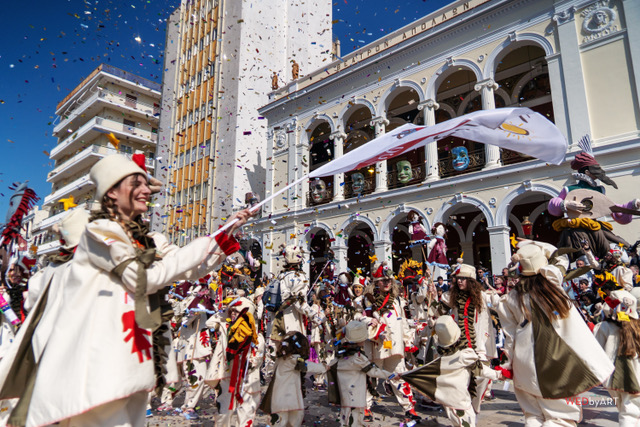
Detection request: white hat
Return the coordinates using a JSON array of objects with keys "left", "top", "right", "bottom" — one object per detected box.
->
[
  {"left": 90, "top": 155, "right": 147, "bottom": 201},
  {"left": 345, "top": 320, "right": 368, "bottom": 343},
  {"left": 57, "top": 209, "right": 90, "bottom": 250},
  {"left": 610, "top": 290, "right": 639, "bottom": 320},
  {"left": 227, "top": 296, "right": 256, "bottom": 317},
  {"left": 434, "top": 315, "right": 461, "bottom": 348},
  {"left": 284, "top": 245, "right": 304, "bottom": 264},
  {"left": 514, "top": 244, "right": 548, "bottom": 276},
  {"left": 453, "top": 263, "right": 476, "bottom": 279}
]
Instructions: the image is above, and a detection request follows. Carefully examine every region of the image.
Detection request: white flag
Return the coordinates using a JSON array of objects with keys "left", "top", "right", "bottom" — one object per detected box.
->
[{"left": 309, "top": 107, "right": 567, "bottom": 178}]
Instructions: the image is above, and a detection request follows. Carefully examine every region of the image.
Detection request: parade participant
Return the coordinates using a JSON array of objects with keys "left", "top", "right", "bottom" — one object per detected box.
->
[
  {"left": 268, "top": 245, "right": 324, "bottom": 344},
  {"left": 498, "top": 243, "right": 614, "bottom": 426},
  {"left": 328, "top": 320, "right": 398, "bottom": 427},
  {"left": 359, "top": 273, "right": 421, "bottom": 421},
  {"left": 9, "top": 155, "right": 251, "bottom": 427},
  {"left": 206, "top": 297, "right": 264, "bottom": 427},
  {"left": 0, "top": 209, "right": 89, "bottom": 423},
  {"left": 426, "top": 223, "right": 449, "bottom": 270},
  {"left": 309, "top": 290, "right": 329, "bottom": 390},
  {"left": 407, "top": 210, "right": 429, "bottom": 245},
  {"left": 594, "top": 290, "right": 640, "bottom": 426},
  {"left": 443, "top": 263, "right": 497, "bottom": 413},
  {"left": 175, "top": 281, "right": 215, "bottom": 420},
  {"left": 259, "top": 331, "right": 326, "bottom": 427},
  {"left": 401, "top": 315, "right": 503, "bottom": 427}
]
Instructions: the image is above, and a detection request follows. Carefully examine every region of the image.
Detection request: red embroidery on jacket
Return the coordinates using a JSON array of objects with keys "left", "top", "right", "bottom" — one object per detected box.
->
[
  {"left": 199, "top": 330, "right": 210, "bottom": 347},
  {"left": 122, "top": 311, "right": 153, "bottom": 363}
]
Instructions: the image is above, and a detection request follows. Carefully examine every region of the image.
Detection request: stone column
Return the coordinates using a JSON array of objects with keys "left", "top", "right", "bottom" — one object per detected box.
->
[
  {"left": 459, "top": 241, "right": 475, "bottom": 266},
  {"left": 623, "top": 0, "right": 640, "bottom": 113},
  {"left": 487, "top": 225, "right": 512, "bottom": 275},
  {"left": 474, "top": 78, "right": 501, "bottom": 170},
  {"left": 331, "top": 244, "right": 348, "bottom": 275},
  {"left": 417, "top": 99, "right": 440, "bottom": 182},
  {"left": 552, "top": 6, "right": 591, "bottom": 145},
  {"left": 373, "top": 239, "right": 393, "bottom": 266},
  {"left": 285, "top": 120, "right": 298, "bottom": 205},
  {"left": 370, "top": 116, "right": 389, "bottom": 192},
  {"left": 330, "top": 131, "right": 347, "bottom": 201}
]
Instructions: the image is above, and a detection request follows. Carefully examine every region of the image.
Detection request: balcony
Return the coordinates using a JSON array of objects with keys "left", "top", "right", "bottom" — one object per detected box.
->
[
  {"left": 54, "top": 89, "right": 160, "bottom": 137},
  {"left": 387, "top": 164, "right": 425, "bottom": 190},
  {"left": 37, "top": 240, "right": 62, "bottom": 256},
  {"left": 51, "top": 116, "right": 157, "bottom": 160},
  {"left": 438, "top": 148, "right": 486, "bottom": 178},
  {"left": 48, "top": 145, "right": 154, "bottom": 183},
  {"left": 43, "top": 175, "right": 92, "bottom": 207},
  {"left": 344, "top": 172, "right": 375, "bottom": 199}
]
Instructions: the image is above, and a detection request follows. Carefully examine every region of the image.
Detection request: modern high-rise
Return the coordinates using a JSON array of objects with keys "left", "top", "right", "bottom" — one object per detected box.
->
[
  {"left": 35, "top": 64, "right": 161, "bottom": 255},
  {"left": 155, "top": 0, "right": 333, "bottom": 244}
]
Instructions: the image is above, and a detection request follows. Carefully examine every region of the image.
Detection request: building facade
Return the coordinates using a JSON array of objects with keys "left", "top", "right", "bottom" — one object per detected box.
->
[
  {"left": 256, "top": 0, "right": 640, "bottom": 278},
  {"left": 36, "top": 64, "right": 161, "bottom": 255},
  {"left": 155, "top": 0, "right": 333, "bottom": 244}
]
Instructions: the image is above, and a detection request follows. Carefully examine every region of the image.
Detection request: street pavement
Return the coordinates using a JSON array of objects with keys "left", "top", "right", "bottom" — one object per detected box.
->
[{"left": 147, "top": 379, "right": 619, "bottom": 426}]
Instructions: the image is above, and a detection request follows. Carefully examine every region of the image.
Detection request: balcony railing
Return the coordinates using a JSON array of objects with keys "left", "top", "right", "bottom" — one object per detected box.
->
[
  {"left": 52, "top": 116, "right": 157, "bottom": 159},
  {"left": 54, "top": 91, "right": 101, "bottom": 135},
  {"left": 43, "top": 175, "right": 92, "bottom": 206},
  {"left": 344, "top": 174, "right": 375, "bottom": 199},
  {"left": 501, "top": 148, "right": 533, "bottom": 166},
  {"left": 387, "top": 164, "right": 425, "bottom": 190},
  {"left": 438, "top": 148, "right": 486, "bottom": 178}
]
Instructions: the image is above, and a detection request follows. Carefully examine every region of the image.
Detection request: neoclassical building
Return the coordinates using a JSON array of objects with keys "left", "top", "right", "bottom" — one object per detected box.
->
[{"left": 252, "top": 0, "right": 640, "bottom": 278}]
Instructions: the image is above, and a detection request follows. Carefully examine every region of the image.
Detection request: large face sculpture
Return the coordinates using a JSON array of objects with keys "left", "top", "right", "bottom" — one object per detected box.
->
[
  {"left": 396, "top": 160, "right": 413, "bottom": 184},
  {"left": 451, "top": 146, "right": 469, "bottom": 171},
  {"left": 311, "top": 179, "right": 327, "bottom": 202},
  {"left": 351, "top": 172, "right": 365, "bottom": 194}
]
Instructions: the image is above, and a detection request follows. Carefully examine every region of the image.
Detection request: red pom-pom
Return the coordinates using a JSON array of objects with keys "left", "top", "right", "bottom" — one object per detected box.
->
[{"left": 132, "top": 153, "right": 147, "bottom": 172}]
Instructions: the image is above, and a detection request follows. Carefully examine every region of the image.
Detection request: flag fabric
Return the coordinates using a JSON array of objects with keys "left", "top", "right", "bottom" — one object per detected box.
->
[{"left": 309, "top": 107, "right": 567, "bottom": 178}]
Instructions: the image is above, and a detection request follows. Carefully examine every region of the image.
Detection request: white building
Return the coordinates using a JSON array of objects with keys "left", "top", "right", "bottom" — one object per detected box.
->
[
  {"left": 155, "top": 0, "right": 333, "bottom": 243},
  {"left": 36, "top": 64, "right": 161, "bottom": 255},
  {"left": 255, "top": 0, "right": 640, "bottom": 278}
]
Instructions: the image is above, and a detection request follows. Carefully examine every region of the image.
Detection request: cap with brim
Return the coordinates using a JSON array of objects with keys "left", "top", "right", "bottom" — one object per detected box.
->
[
  {"left": 434, "top": 315, "right": 461, "bottom": 348},
  {"left": 452, "top": 264, "right": 476, "bottom": 279},
  {"left": 345, "top": 320, "right": 368, "bottom": 343},
  {"left": 90, "top": 155, "right": 147, "bottom": 201}
]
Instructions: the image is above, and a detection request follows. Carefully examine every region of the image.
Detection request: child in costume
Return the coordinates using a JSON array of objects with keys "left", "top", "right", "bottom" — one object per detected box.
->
[
  {"left": 401, "top": 315, "right": 503, "bottom": 427},
  {"left": 206, "top": 296, "right": 264, "bottom": 427},
  {"left": 328, "top": 320, "right": 398, "bottom": 427},
  {"left": 498, "top": 243, "right": 614, "bottom": 426},
  {"left": 594, "top": 290, "right": 640, "bottom": 426},
  {"left": 259, "top": 331, "right": 326, "bottom": 427}
]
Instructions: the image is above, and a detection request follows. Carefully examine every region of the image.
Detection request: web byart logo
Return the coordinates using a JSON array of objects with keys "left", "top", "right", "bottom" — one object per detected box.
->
[{"left": 565, "top": 397, "right": 618, "bottom": 407}]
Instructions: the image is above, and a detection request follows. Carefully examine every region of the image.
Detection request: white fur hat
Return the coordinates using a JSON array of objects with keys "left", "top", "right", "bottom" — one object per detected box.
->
[
  {"left": 434, "top": 315, "right": 461, "bottom": 348},
  {"left": 610, "top": 290, "right": 639, "bottom": 320},
  {"left": 227, "top": 296, "right": 256, "bottom": 317},
  {"left": 90, "top": 155, "right": 147, "bottom": 201},
  {"left": 345, "top": 320, "right": 369, "bottom": 343},
  {"left": 284, "top": 245, "right": 304, "bottom": 264},
  {"left": 57, "top": 209, "right": 90, "bottom": 250},
  {"left": 452, "top": 263, "right": 476, "bottom": 279},
  {"left": 514, "top": 244, "right": 548, "bottom": 276}
]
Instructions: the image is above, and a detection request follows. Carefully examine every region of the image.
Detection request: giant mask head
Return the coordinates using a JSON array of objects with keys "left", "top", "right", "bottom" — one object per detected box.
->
[
  {"left": 396, "top": 160, "right": 413, "bottom": 184},
  {"left": 451, "top": 146, "right": 469, "bottom": 171},
  {"left": 311, "top": 179, "right": 327, "bottom": 203},
  {"left": 351, "top": 172, "right": 365, "bottom": 194}
]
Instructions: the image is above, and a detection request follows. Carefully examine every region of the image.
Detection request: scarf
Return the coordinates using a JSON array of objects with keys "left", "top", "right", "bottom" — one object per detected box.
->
[
  {"left": 456, "top": 291, "right": 477, "bottom": 351},
  {"left": 226, "top": 309, "right": 258, "bottom": 410},
  {"left": 367, "top": 291, "right": 393, "bottom": 315}
]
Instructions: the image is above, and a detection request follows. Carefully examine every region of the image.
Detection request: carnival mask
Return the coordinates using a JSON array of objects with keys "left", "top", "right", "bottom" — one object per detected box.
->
[
  {"left": 311, "top": 179, "right": 327, "bottom": 202},
  {"left": 451, "top": 146, "right": 469, "bottom": 171},
  {"left": 396, "top": 160, "right": 413, "bottom": 184},
  {"left": 351, "top": 172, "right": 365, "bottom": 194}
]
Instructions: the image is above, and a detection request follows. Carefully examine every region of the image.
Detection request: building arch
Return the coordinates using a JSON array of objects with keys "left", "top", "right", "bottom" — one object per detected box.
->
[
  {"left": 433, "top": 194, "right": 495, "bottom": 228},
  {"left": 425, "top": 58, "right": 483, "bottom": 100},
  {"left": 377, "top": 79, "right": 425, "bottom": 117},
  {"left": 380, "top": 205, "right": 431, "bottom": 242},
  {"left": 304, "top": 221, "right": 336, "bottom": 244},
  {"left": 338, "top": 98, "right": 377, "bottom": 126},
  {"left": 339, "top": 215, "right": 380, "bottom": 242},
  {"left": 495, "top": 183, "right": 560, "bottom": 226},
  {"left": 483, "top": 33, "right": 554, "bottom": 80},
  {"left": 509, "top": 67, "right": 550, "bottom": 105},
  {"left": 302, "top": 117, "right": 334, "bottom": 148}
]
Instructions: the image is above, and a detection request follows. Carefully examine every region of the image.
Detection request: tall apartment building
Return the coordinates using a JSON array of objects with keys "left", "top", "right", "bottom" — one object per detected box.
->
[
  {"left": 155, "top": 0, "right": 333, "bottom": 244},
  {"left": 35, "top": 64, "right": 161, "bottom": 255}
]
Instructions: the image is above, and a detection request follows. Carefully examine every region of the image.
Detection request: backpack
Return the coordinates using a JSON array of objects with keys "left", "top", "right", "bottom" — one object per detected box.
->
[{"left": 262, "top": 275, "right": 283, "bottom": 312}]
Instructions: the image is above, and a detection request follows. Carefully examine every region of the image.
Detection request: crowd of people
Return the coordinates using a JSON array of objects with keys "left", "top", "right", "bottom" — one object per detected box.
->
[{"left": 0, "top": 153, "right": 638, "bottom": 427}]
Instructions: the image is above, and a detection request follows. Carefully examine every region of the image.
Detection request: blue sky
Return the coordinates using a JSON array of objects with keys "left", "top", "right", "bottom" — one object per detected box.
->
[{"left": 0, "top": 0, "right": 451, "bottom": 217}]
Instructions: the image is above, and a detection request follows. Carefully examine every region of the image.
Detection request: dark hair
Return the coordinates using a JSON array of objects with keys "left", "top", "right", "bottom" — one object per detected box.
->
[
  {"left": 277, "top": 331, "right": 310, "bottom": 359},
  {"left": 450, "top": 276, "right": 484, "bottom": 313},
  {"left": 515, "top": 275, "right": 571, "bottom": 321}
]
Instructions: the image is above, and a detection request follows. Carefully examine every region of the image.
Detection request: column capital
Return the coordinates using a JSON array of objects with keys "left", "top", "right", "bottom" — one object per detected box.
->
[
  {"left": 486, "top": 225, "right": 511, "bottom": 234},
  {"left": 329, "top": 130, "right": 347, "bottom": 141},
  {"left": 552, "top": 6, "right": 576, "bottom": 26},
  {"left": 370, "top": 116, "right": 390, "bottom": 127},
  {"left": 373, "top": 239, "right": 392, "bottom": 247},
  {"left": 417, "top": 99, "right": 440, "bottom": 111},
  {"left": 474, "top": 78, "right": 499, "bottom": 92},
  {"left": 284, "top": 119, "right": 297, "bottom": 132}
]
